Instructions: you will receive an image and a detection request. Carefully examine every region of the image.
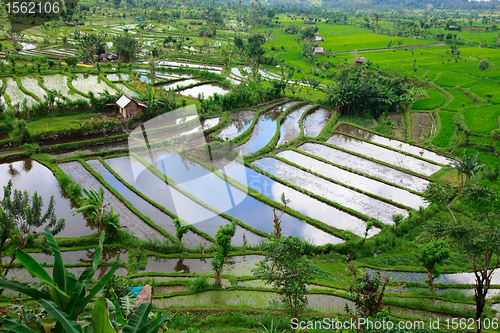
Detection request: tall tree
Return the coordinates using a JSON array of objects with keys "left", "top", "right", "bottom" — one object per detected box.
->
[
  {"left": 211, "top": 222, "right": 236, "bottom": 286},
  {"left": 114, "top": 34, "right": 140, "bottom": 62},
  {"left": 478, "top": 59, "right": 490, "bottom": 79},
  {"left": 416, "top": 241, "right": 450, "bottom": 293},
  {"left": 447, "top": 151, "right": 484, "bottom": 193},
  {"left": 373, "top": 13, "right": 380, "bottom": 34},
  {"left": 253, "top": 236, "right": 314, "bottom": 330}
]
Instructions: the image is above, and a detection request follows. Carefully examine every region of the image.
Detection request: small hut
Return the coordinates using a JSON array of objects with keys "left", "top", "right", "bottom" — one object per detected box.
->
[
  {"left": 313, "top": 47, "right": 326, "bottom": 56},
  {"left": 355, "top": 57, "right": 368, "bottom": 65},
  {"left": 315, "top": 35, "right": 324, "bottom": 42},
  {"left": 116, "top": 94, "right": 147, "bottom": 118}
]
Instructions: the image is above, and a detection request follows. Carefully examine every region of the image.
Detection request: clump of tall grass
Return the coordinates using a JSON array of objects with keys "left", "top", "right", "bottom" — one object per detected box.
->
[{"left": 189, "top": 276, "right": 209, "bottom": 292}]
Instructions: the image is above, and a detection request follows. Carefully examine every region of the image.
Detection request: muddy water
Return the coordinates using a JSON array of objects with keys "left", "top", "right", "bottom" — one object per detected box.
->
[
  {"left": 326, "top": 134, "right": 442, "bottom": 176},
  {"left": 216, "top": 110, "right": 255, "bottom": 140},
  {"left": 59, "top": 161, "right": 163, "bottom": 240},
  {"left": 209, "top": 158, "right": 377, "bottom": 238},
  {"left": 0, "top": 159, "right": 93, "bottom": 237},
  {"left": 365, "top": 269, "right": 500, "bottom": 285},
  {"left": 142, "top": 151, "right": 341, "bottom": 245},
  {"left": 277, "top": 151, "right": 426, "bottom": 209},
  {"left": 253, "top": 158, "right": 408, "bottom": 225},
  {"left": 236, "top": 102, "right": 300, "bottom": 156},
  {"left": 104, "top": 156, "right": 264, "bottom": 246},
  {"left": 277, "top": 104, "right": 312, "bottom": 146},
  {"left": 336, "top": 124, "right": 449, "bottom": 165},
  {"left": 153, "top": 290, "right": 354, "bottom": 313},
  {"left": 142, "top": 255, "right": 263, "bottom": 276},
  {"left": 298, "top": 143, "right": 430, "bottom": 193},
  {"left": 303, "top": 108, "right": 331, "bottom": 137},
  {"left": 87, "top": 160, "right": 208, "bottom": 248},
  {"left": 179, "top": 83, "right": 229, "bottom": 98}
]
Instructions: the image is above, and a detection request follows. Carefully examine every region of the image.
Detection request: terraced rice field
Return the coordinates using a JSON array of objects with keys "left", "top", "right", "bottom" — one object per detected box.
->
[
  {"left": 71, "top": 74, "right": 117, "bottom": 95},
  {"left": 41, "top": 74, "right": 87, "bottom": 101},
  {"left": 20, "top": 76, "right": 48, "bottom": 101},
  {"left": 303, "top": 108, "right": 331, "bottom": 137},
  {"left": 277, "top": 104, "right": 313, "bottom": 145},
  {"left": 4, "top": 77, "right": 37, "bottom": 106},
  {"left": 216, "top": 110, "right": 256, "bottom": 140}
]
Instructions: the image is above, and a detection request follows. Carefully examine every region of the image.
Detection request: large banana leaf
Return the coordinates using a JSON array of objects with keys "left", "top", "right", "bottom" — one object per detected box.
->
[
  {"left": 136, "top": 312, "right": 172, "bottom": 333},
  {"left": 122, "top": 303, "right": 150, "bottom": 333},
  {"left": 92, "top": 297, "right": 117, "bottom": 333},
  {"left": 45, "top": 229, "right": 67, "bottom": 293},
  {"left": 111, "top": 289, "right": 127, "bottom": 326},
  {"left": 0, "top": 278, "right": 51, "bottom": 300},
  {"left": 39, "top": 299, "right": 82, "bottom": 333},
  {"left": 16, "top": 249, "right": 69, "bottom": 301},
  {"left": 2, "top": 319, "right": 38, "bottom": 333}
]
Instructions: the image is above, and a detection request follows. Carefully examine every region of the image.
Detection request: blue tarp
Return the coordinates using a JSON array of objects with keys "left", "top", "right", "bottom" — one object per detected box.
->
[{"left": 128, "top": 286, "right": 143, "bottom": 296}]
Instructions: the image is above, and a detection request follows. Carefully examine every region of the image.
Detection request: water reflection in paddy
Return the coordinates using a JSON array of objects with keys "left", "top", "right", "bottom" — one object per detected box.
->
[
  {"left": 142, "top": 255, "right": 263, "bottom": 276},
  {"left": 336, "top": 124, "right": 450, "bottom": 165},
  {"left": 365, "top": 268, "right": 500, "bottom": 285},
  {"left": 277, "top": 150, "right": 426, "bottom": 209},
  {"left": 327, "top": 133, "right": 442, "bottom": 176},
  {"left": 179, "top": 83, "right": 229, "bottom": 98},
  {"left": 236, "top": 101, "right": 300, "bottom": 156},
  {"left": 141, "top": 151, "right": 341, "bottom": 245},
  {"left": 216, "top": 110, "right": 255, "bottom": 140},
  {"left": 42, "top": 74, "right": 87, "bottom": 101},
  {"left": 303, "top": 108, "right": 331, "bottom": 137},
  {"left": 104, "top": 156, "right": 264, "bottom": 246},
  {"left": 208, "top": 158, "right": 377, "bottom": 238},
  {"left": 0, "top": 159, "right": 93, "bottom": 237},
  {"left": 277, "top": 104, "right": 312, "bottom": 146},
  {"left": 87, "top": 160, "right": 208, "bottom": 248},
  {"left": 298, "top": 143, "right": 430, "bottom": 193},
  {"left": 253, "top": 157, "right": 407, "bottom": 225}
]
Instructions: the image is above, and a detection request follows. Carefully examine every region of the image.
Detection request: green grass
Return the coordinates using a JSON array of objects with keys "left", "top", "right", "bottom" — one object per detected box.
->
[
  {"left": 412, "top": 89, "right": 447, "bottom": 110},
  {"left": 464, "top": 105, "right": 500, "bottom": 134},
  {"left": 27, "top": 112, "right": 101, "bottom": 136},
  {"left": 435, "top": 71, "right": 478, "bottom": 87},
  {"left": 442, "top": 88, "right": 477, "bottom": 112},
  {"left": 469, "top": 136, "right": 494, "bottom": 145},
  {"left": 464, "top": 79, "right": 500, "bottom": 104},
  {"left": 432, "top": 111, "right": 457, "bottom": 147}
]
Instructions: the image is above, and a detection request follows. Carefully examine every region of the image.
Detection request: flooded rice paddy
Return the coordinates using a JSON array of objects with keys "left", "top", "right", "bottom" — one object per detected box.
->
[
  {"left": 303, "top": 108, "right": 331, "bottom": 137},
  {"left": 71, "top": 74, "right": 117, "bottom": 95},
  {"left": 277, "top": 104, "right": 313, "bottom": 146},
  {"left": 20, "top": 76, "right": 49, "bottom": 101},
  {"left": 179, "top": 83, "right": 229, "bottom": 98},
  {"left": 216, "top": 110, "right": 255, "bottom": 140},
  {"left": 59, "top": 161, "right": 163, "bottom": 240},
  {"left": 106, "top": 73, "right": 131, "bottom": 81},
  {"left": 87, "top": 160, "right": 208, "bottom": 248},
  {"left": 336, "top": 124, "right": 449, "bottom": 165},
  {"left": 365, "top": 268, "right": 500, "bottom": 285},
  {"left": 236, "top": 101, "right": 300, "bottom": 156},
  {"left": 5, "top": 77, "right": 37, "bottom": 106},
  {"left": 209, "top": 158, "right": 378, "bottom": 238},
  {"left": 0, "top": 159, "right": 93, "bottom": 238},
  {"left": 276, "top": 150, "right": 426, "bottom": 209},
  {"left": 252, "top": 157, "right": 408, "bottom": 225},
  {"left": 114, "top": 83, "right": 137, "bottom": 97},
  {"left": 298, "top": 143, "right": 430, "bottom": 193},
  {"left": 104, "top": 156, "right": 264, "bottom": 246},
  {"left": 41, "top": 74, "right": 86, "bottom": 101},
  {"left": 326, "top": 133, "right": 442, "bottom": 176},
  {"left": 140, "top": 151, "right": 341, "bottom": 245}
]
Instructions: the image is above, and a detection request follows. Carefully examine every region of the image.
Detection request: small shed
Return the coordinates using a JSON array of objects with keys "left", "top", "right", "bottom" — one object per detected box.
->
[
  {"left": 313, "top": 47, "right": 326, "bottom": 56},
  {"left": 315, "top": 36, "right": 324, "bottom": 42},
  {"left": 116, "top": 94, "right": 147, "bottom": 118},
  {"left": 355, "top": 57, "right": 368, "bottom": 65}
]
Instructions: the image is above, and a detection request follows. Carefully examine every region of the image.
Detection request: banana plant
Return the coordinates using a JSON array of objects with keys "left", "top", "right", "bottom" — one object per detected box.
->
[
  {"left": 0, "top": 229, "right": 119, "bottom": 333},
  {"left": 1, "top": 297, "right": 172, "bottom": 333}
]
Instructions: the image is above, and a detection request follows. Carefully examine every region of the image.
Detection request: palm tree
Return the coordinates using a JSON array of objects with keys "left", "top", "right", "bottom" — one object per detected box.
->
[
  {"left": 373, "top": 13, "right": 380, "bottom": 34},
  {"left": 73, "top": 187, "right": 107, "bottom": 232},
  {"left": 447, "top": 151, "right": 485, "bottom": 193}
]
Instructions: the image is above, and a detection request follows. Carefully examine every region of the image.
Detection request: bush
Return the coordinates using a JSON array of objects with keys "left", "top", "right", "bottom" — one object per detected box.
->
[
  {"left": 103, "top": 275, "right": 130, "bottom": 299},
  {"left": 189, "top": 276, "right": 209, "bottom": 292}
]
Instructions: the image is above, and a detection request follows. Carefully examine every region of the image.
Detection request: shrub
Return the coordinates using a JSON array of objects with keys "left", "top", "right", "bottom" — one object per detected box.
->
[
  {"left": 189, "top": 276, "right": 209, "bottom": 292},
  {"left": 103, "top": 275, "right": 130, "bottom": 299}
]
